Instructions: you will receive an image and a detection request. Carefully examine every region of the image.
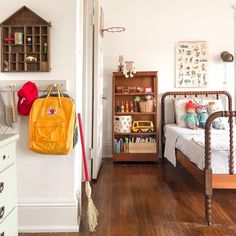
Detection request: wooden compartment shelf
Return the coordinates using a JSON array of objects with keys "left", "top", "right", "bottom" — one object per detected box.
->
[
  {"left": 0, "top": 6, "right": 51, "bottom": 72},
  {"left": 112, "top": 71, "right": 159, "bottom": 163}
]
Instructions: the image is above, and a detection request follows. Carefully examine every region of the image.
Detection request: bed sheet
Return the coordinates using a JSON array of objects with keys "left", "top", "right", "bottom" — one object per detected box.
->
[{"left": 164, "top": 124, "right": 234, "bottom": 174}]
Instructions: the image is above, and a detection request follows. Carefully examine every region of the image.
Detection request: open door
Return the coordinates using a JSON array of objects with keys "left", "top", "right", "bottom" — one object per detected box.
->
[{"left": 91, "top": 0, "right": 104, "bottom": 179}]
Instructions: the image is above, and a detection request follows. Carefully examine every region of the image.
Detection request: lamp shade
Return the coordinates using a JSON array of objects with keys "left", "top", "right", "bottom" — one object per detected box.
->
[{"left": 221, "top": 51, "right": 234, "bottom": 62}]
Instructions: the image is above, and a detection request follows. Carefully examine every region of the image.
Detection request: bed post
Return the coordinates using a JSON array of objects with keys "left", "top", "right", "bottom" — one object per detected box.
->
[{"left": 205, "top": 119, "right": 213, "bottom": 226}]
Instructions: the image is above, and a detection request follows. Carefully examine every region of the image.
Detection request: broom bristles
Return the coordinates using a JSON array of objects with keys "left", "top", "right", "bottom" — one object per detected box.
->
[{"left": 85, "top": 181, "right": 98, "bottom": 232}]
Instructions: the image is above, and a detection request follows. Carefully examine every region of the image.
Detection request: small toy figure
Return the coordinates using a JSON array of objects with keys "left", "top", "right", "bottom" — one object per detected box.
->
[
  {"left": 208, "top": 102, "right": 225, "bottom": 129},
  {"left": 44, "top": 43, "right": 48, "bottom": 53},
  {"left": 116, "top": 100, "right": 120, "bottom": 112},
  {"left": 26, "top": 56, "right": 37, "bottom": 62},
  {"left": 181, "top": 100, "right": 199, "bottom": 129},
  {"left": 125, "top": 101, "right": 129, "bottom": 113},
  {"left": 3, "top": 60, "right": 9, "bottom": 72},
  {"left": 26, "top": 36, "right": 32, "bottom": 44},
  {"left": 196, "top": 102, "right": 208, "bottom": 129},
  {"left": 121, "top": 101, "right": 124, "bottom": 113},
  {"left": 123, "top": 61, "right": 136, "bottom": 78},
  {"left": 130, "top": 101, "right": 134, "bottom": 112},
  {"left": 117, "top": 55, "right": 124, "bottom": 73},
  {"left": 134, "top": 96, "right": 140, "bottom": 112}
]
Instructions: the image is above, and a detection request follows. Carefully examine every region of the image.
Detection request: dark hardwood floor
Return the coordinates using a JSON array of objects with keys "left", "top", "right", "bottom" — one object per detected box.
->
[{"left": 20, "top": 159, "right": 236, "bottom": 236}]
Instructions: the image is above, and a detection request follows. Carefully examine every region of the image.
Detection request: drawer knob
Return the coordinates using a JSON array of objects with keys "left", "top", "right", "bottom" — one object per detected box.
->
[
  {"left": 0, "top": 206, "right": 5, "bottom": 219},
  {"left": 0, "top": 232, "right": 4, "bottom": 236},
  {"left": 2, "top": 155, "right": 6, "bottom": 160},
  {"left": 0, "top": 182, "right": 4, "bottom": 193}
]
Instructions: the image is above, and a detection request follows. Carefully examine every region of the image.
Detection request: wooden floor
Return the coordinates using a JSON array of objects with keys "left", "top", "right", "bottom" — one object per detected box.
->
[{"left": 20, "top": 159, "right": 236, "bottom": 236}]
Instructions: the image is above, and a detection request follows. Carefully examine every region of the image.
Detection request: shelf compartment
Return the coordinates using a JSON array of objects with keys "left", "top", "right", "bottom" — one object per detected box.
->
[
  {"left": 11, "top": 45, "right": 24, "bottom": 53},
  {"left": 41, "top": 26, "right": 48, "bottom": 34},
  {"left": 26, "top": 26, "right": 33, "bottom": 35}
]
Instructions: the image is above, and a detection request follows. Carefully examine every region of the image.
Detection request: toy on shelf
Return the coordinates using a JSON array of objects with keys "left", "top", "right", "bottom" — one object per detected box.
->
[
  {"left": 26, "top": 56, "right": 37, "bottom": 62},
  {"left": 130, "top": 101, "right": 134, "bottom": 112},
  {"left": 44, "top": 43, "right": 48, "bottom": 53},
  {"left": 26, "top": 36, "right": 32, "bottom": 44},
  {"left": 134, "top": 96, "right": 140, "bottom": 112},
  {"left": 123, "top": 61, "right": 136, "bottom": 78},
  {"left": 125, "top": 100, "right": 129, "bottom": 113},
  {"left": 4, "top": 37, "right": 14, "bottom": 42},
  {"left": 181, "top": 100, "right": 199, "bottom": 129},
  {"left": 3, "top": 60, "right": 9, "bottom": 72},
  {"left": 208, "top": 101, "right": 225, "bottom": 129},
  {"left": 196, "top": 102, "right": 208, "bottom": 129},
  {"left": 132, "top": 120, "right": 154, "bottom": 133},
  {"left": 145, "top": 86, "right": 152, "bottom": 93},
  {"left": 116, "top": 100, "right": 120, "bottom": 112},
  {"left": 14, "top": 32, "right": 23, "bottom": 44},
  {"left": 121, "top": 100, "right": 125, "bottom": 113},
  {"left": 136, "top": 87, "right": 144, "bottom": 93},
  {"left": 117, "top": 55, "right": 124, "bottom": 73}
]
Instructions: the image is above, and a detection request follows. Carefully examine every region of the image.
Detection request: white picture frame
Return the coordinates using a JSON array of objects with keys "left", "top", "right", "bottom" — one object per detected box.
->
[{"left": 176, "top": 41, "right": 208, "bottom": 88}]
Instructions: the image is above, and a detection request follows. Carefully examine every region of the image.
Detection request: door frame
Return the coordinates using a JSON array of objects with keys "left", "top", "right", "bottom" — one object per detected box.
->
[{"left": 82, "top": 0, "right": 94, "bottom": 180}]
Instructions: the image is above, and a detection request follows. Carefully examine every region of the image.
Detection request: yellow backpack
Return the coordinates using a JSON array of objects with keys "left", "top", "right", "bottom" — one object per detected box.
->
[{"left": 28, "top": 85, "right": 75, "bottom": 155}]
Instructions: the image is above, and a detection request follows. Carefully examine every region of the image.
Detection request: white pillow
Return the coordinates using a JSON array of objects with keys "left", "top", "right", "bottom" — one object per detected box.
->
[{"left": 174, "top": 98, "right": 224, "bottom": 127}]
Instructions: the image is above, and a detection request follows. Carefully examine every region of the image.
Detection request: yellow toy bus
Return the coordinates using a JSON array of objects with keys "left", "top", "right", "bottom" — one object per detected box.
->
[{"left": 132, "top": 121, "right": 154, "bottom": 133}]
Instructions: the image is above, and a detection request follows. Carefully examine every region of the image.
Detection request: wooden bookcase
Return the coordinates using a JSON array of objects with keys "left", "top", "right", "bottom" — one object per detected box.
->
[
  {"left": 112, "top": 71, "right": 158, "bottom": 162},
  {"left": 0, "top": 6, "right": 50, "bottom": 72}
]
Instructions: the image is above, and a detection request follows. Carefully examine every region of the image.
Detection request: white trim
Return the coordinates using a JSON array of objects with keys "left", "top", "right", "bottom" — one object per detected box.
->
[
  {"left": 18, "top": 198, "right": 80, "bottom": 233},
  {"left": 18, "top": 224, "right": 80, "bottom": 233}
]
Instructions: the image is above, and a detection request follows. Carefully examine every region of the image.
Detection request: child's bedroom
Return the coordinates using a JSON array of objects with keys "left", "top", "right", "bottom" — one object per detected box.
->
[{"left": 0, "top": 0, "right": 236, "bottom": 235}]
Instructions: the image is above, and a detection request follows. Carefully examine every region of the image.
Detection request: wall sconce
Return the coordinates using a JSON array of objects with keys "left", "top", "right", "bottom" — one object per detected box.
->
[
  {"left": 221, "top": 51, "right": 234, "bottom": 62},
  {"left": 100, "top": 7, "right": 125, "bottom": 37}
]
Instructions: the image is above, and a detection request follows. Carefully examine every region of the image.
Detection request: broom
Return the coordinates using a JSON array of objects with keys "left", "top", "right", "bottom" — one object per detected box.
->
[{"left": 78, "top": 113, "right": 98, "bottom": 232}]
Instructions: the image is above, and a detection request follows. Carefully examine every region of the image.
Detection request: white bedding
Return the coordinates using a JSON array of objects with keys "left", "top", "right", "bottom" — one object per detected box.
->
[{"left": 164, "top": 124, "right": 234, "bottom": 174}]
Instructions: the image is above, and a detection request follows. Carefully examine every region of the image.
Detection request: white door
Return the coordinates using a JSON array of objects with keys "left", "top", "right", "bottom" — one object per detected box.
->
[{"left": 92, "top": 0, "right": 104, "bottom": 179}]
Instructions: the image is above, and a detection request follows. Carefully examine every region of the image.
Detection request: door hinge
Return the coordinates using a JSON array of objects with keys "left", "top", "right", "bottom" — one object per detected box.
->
[{"left": 89, "top": 147, "right": 95, "bottom": 159}]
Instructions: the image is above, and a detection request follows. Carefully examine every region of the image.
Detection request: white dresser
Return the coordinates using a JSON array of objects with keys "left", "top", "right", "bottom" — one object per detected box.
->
[{"left": 0, "top": 134, "right": 19, "bottom": 236}]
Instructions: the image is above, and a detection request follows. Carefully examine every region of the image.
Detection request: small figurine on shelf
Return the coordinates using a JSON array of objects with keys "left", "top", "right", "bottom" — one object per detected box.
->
[
  {"left": 44, "top": 43, "right": 48, "bottom": 53},
  {"left": 121, "top": 100, "right": 125, "bottom": 113},
  {"left": 26, "top": 36, "right": 32, "bottom": 44},
  {"left": 3, "top": 60, "right": 9, "bottom": 72},
  {"left": 117, "top": 55, "right": 124, "bottom": 73},
  {"left": 125, "top": 100, "right": 129, "bottom": 113},
  {"left": 123, "top": 61, "right": 136, "bottom": 78},
  {"left": 116, "top": 100, "right": 121, "bottom": 112},
  {"left": 134, "top": 96, "right": 140, "bottom": 112},
  {"left": 130, "top": 101, "right": 134, "bottom": 112}
]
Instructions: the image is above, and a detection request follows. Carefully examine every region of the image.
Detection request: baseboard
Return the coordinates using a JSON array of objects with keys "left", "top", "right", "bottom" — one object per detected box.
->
[
  {"left": 103, "top": 142, "right": 112, "bottom": 158},
  {"left": 18, "top": 198, "right": 80, "bottom": 233}
]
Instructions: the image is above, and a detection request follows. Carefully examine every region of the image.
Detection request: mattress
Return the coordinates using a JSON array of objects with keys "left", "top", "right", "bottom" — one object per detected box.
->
[{"left": 164, "top": 124, "right": 235, "bottom": 174}]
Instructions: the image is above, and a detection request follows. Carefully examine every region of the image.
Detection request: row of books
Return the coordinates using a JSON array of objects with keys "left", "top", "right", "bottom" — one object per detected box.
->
[{"left": 113, "top": 136, "right": 156, "bottom": 153}]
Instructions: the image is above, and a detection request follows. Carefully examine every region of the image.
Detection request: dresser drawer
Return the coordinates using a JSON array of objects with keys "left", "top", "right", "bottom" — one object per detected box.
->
[
  {"left": 0, "top": 208, "right": 17, "bottom": 236},
  {"left": 0, "top": 165, "right": 17, "bottom": 224},
  {"left": 0, "top": 143, "right": 15, "bottom": 173}
]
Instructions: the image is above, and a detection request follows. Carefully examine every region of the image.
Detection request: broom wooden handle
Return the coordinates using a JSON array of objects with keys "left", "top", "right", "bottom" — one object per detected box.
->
[{"left": 78, "top": 113, "right": 89, "bottom": 182}]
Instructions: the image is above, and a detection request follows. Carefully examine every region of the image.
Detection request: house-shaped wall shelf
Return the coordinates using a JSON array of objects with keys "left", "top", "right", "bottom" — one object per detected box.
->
[{"left": 0, "top": 6, "right": 51, "bottom": 72}]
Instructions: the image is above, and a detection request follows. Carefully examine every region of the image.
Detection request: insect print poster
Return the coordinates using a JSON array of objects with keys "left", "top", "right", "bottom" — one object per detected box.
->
[{"left": 176, "top": 41, "right": 208, "bottom": 88}]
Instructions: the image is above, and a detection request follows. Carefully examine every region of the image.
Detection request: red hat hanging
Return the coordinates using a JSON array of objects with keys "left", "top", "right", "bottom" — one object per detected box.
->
[{"left": 17, "top": 81, "right": 38, "bottom": 116}]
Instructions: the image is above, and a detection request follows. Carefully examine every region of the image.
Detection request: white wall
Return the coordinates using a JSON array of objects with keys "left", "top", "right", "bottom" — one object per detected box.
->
[
  {"left": 102, "top": 0, "right": 236, "bottom": 157},
  {"left": 0, "top": 0, "right": 81, "bottom": 232}
]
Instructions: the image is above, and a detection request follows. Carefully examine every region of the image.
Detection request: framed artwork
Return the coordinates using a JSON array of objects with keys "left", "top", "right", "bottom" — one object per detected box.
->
[{"left": 176, "top": 41, "right": 208, "bottom": 88}]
